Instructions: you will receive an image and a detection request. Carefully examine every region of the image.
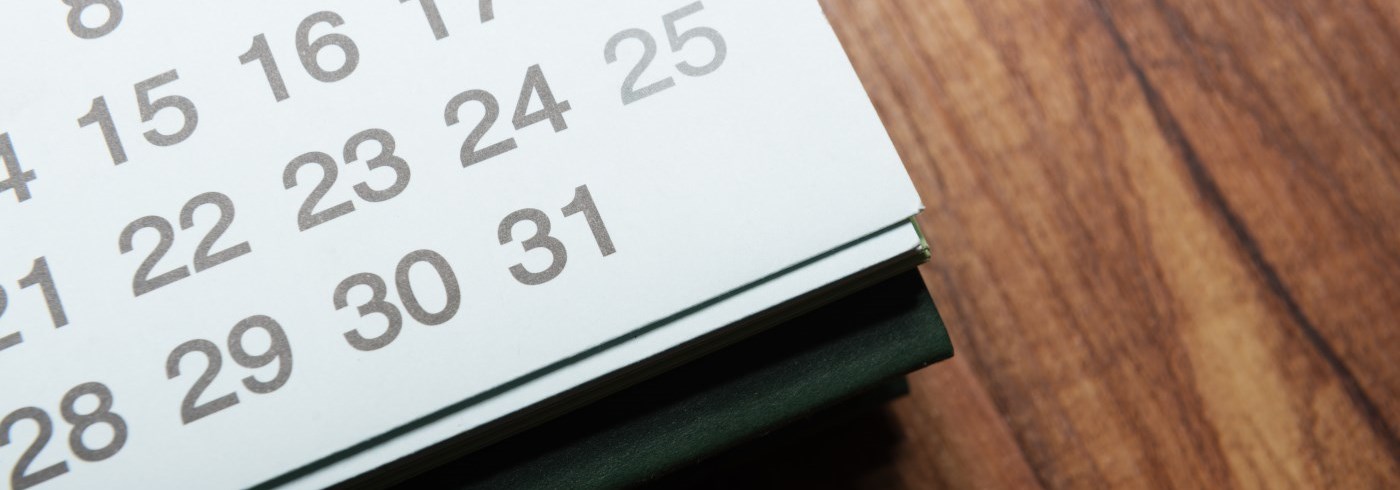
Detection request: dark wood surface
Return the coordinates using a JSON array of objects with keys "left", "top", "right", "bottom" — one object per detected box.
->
[{"left": 747, "top": 1, "right": 1399, "bottom": 488}]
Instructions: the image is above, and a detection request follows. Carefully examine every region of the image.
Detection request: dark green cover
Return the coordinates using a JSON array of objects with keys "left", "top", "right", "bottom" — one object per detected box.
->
[{"left": 387, "top": 269, "right": 952, "bottom": 489}]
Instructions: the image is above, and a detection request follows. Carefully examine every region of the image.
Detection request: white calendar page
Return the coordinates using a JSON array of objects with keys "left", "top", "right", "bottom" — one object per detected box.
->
[
  {"left": 0, "top": 1, "right": 920, "bottom": 488},
  {"left": 294, "top": 222, "right": 925, "bottom": 488}
]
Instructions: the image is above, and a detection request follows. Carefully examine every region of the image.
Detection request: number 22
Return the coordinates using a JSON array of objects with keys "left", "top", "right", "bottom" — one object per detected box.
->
[{"left": 119, "top": 192, "right": 251, "bottom": 297}]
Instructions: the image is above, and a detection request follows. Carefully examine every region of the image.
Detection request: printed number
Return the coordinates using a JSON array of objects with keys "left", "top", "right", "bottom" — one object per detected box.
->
[
  {"left": 63, "top": 0, "right": 123, "bottom": 39},
  {"left": 240, "top": 11, "right": 359, "bottom": 102},
  {"left": 444, "top": 64, "right": 570, "bottom": 167},
  {"left": 238, "top": 35, "right": 288, "bottom": 102},
  {"left": 59, "top": 383, "right": 128, "bottom": 462},
  {"left": 498, "top": 209, "right": 566, "bottom": 285},
  {"left": 78, "top": 70, "right": 199, "bottom": 165},
  {"left": 0, "top": 408, "right": 65, "bottom": 490},
  {"left": 499, "top": 185, "right": 615, "bottom": 286},
  {"left": 0, "top": 134, "right": 38, "bottom": 204},
  {"left": 19, "top": 258, "right": 70, "bottom": 330},
  {"left": 0, "top": 286, "right": 10, "bottom": 352},
  {"left": 119, "top": 192, "right": 252, "bottom": 297},
  {"left": 334, "top": 250, "right": 461, "bottom": 351},
  {"left": 443, "top": 90, "right": 515, "bottom": 167},
  {"left": 401, "top": 0, "right": 448, "bottom": 40},
  {"left": 605, "top": 29, "right": 673, "bottom": 105},
  {"left": 166, "top": 316, "right": 293, "bottom": 424},
  {"left": 75, "top": 97, "right": 124, "bottom": 165},
  {"left": 284, "top": 128, "right": 410, "bottom": 231},
  {"left": 0, "top": 258, "right": 72, "bottom": 354},
  {"left": 165, "top": 340, "right": 232, "bottom": 425},
  {"left": 605, "top": 1, "right": 727, "bottom": 105},
  {"left": 399, "top": 0, "right": 496, "bottom": 40},
  {"left": 562, "top": 185, "right": 617, "bottom": 256},
  {"left": 1, "top": 382, "right": 128, "bottom": 489}
]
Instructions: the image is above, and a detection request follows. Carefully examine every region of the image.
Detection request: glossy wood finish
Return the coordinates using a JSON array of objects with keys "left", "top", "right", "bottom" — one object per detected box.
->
[{"left": 778, "top": 1, "right": 1399, "bottom": 487}]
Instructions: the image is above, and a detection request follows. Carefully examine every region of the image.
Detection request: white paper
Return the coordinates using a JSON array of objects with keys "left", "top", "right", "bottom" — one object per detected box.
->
[
  {"left": 292, "top": 222, "right": 924, "bottom": 488},
  {"left": 0, "top": 2, "right": 920, "bottom": 488}
]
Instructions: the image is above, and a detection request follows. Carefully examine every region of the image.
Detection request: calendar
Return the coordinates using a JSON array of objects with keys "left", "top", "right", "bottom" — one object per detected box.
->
[{"left": 0, "top": 1, "right": 923, "bottom": 488}]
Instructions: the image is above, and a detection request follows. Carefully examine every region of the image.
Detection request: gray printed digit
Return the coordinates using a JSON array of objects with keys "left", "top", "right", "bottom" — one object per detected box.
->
[
  {"left": 59, "top": 383, "right": 127, "bottom": 462},
  {"left": 562, "top": 185, "right": 616, "bottom": 256},
  {"left": 297, "top": 11, "right": 360, "bottom": 83},
  {"left": 1, "top": 408, "right": 68, "bottom": 490},
  {"left": 79, "top": 70, "right": 199, "bottom": 165},
  {"left": 445, "top": 64, "right": 571, "bottom": 167},
  {"left": 135, "top": 70, "right": 199, "bottom": 147},
  {"left": 334, "top": 273, "right": 404, "bottom": 351},
  {"left": 343, "top": 129, "right": 411, "bottom": 203},
  {"left": 166, "top": 339, "right": 239, "bottom": 425},
  {"left": 63, "top": 0, "right": 122, "bottom": 39},
  {"left": 2, "top": 382, "right": 129, "bottom": 488},
  {"left": 334, "top": 248, "right": 464, "bottom": 351},
  {"left": 401, "top": 0, "right": 496, "bottom": 39},
  {"left": 227, "top": 316, "right": 293, "bottom": 394},
  {"left": 664, "top": 2, "right": 727, "bottom": 77},
  {"left": 18, "top": 257, "right": 69, "bottom": 329},
  {"left": 606, "top": 2, "right": 727, "bottom": 105},
  {"left": 285, "top": 152, "right": 356, "bottom": 231},
  {"left": 242, "top": 11, "right": 358, "bottom": 102},
  {"left": 119, "top": 216, "right": 191, "bottom": 297},
  {"left": 444, "top": 89, "right": 517, "bottom": 167},
  {"left": 402, "top": 0, "right": 449, "bottom": 40},
  {"left": 499, "top": 186, "right": 618, "bottom": 285},
  {"left": 498, "top": 209, "right": 567, "bottom": 286},
  {"left": 0, "top": 133, "right": 38, "bottom": 202},
  {"left": 513, "top": 64, "right": 572, "bottom": 132},
  {"left": 179, "top": 193, "right": 253, "bottom": 273},
  {"left": 167, "top": 316, "right": 294, "bottom": 424},
  {"left": 605, "top": 29, "right": 674, "bottom": 105},
  {"left": 285, "top": 129, "right": 412, "bottom": 232},
  {"left": 76, "top": 97, "right": 126, "bottom": 165},
  {"left": 0, "top": 285, "right": 16, "bottom": 353},
  {"left": 120, "top": 193, "right": 251, "bottom": 297},
  {"left": 395, "top": 250, "right": 461, "bottom": 326},
  {"left": 239, "top": 34, "right": 290, "bottom": 102}
]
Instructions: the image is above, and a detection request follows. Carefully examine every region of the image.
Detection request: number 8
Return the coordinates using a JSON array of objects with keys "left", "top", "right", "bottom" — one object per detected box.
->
[
  {"left": 59, "top": 382, "right": 127, "bottom": 462},
  {"left": 63, "top": 0, "right": 123, "bottom": 39}
]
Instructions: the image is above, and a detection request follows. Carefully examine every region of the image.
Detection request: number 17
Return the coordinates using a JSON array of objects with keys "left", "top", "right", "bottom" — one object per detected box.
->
[{"left": 401, "top": 0, "right": 496, "bottom": 40}]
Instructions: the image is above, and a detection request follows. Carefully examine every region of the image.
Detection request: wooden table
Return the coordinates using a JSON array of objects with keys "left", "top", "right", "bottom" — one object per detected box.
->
[{"left": 700, "top": 1, "right": 1400, "bottom": 488}]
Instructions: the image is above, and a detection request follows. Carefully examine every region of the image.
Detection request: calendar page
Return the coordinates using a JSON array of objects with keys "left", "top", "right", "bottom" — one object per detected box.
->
[
  {"left": 294, "top": 222, "right": 925, "bottom": 488},
  {"left": 0, "top": 1, "right": 920, "bottom": 488}
]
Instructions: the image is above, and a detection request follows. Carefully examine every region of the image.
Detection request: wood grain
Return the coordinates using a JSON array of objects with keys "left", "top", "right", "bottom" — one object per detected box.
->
[{"left": 798, "top": 0, "right": 1400, "bottom": 487}]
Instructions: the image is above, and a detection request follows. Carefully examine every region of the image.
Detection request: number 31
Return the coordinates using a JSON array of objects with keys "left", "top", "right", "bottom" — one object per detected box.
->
[{"left": 499, "top": 185, "right": 616, "bottom": 286}]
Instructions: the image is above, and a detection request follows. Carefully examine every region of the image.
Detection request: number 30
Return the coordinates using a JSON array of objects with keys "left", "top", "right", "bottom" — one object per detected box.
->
[{"left": 63, "top": 0, "right": 123, "bottom": 39}]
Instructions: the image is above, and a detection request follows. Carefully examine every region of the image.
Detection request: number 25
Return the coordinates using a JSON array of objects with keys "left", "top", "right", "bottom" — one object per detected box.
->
[{"left": 605, "top": 2, "right": 727, "bottom": 105}]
